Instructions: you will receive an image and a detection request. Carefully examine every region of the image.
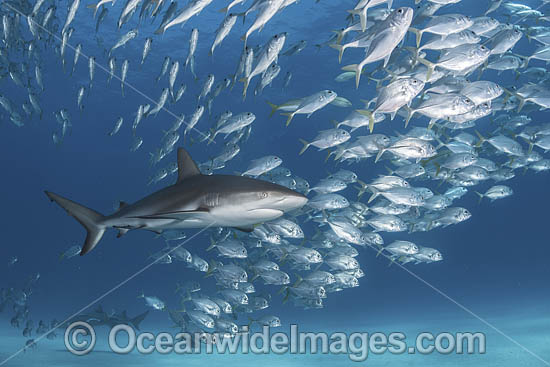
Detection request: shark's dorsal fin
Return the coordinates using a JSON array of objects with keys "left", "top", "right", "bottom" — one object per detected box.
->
[{"left": 177, "top": 148, "right": 201, "bottom": 184}]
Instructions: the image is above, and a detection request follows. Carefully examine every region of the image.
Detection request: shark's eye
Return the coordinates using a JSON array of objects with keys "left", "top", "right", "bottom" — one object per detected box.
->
[{"left": 259, "top": 192, "right": 269, "bottom": 199}]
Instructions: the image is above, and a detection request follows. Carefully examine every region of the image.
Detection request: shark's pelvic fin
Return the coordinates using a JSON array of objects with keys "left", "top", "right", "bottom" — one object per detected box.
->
[
  {"left": 177, "top": 148, "right": 201, "bottom": 183},
  {"left": 116, "top": 228, "right": 130, "bottom": 238},
  {"left": 44, "top": 191, "right": 106, "bottom": 256}
]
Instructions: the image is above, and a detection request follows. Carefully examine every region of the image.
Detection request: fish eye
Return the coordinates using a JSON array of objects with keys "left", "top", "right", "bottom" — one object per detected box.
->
[{"left": 398, "top": 8, "right": 403, "bottom": 13}]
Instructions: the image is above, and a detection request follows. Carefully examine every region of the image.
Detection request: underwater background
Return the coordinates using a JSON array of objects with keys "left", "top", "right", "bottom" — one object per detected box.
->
[{"left": 1, "top": 0, "right": 550, "bottom": 365}]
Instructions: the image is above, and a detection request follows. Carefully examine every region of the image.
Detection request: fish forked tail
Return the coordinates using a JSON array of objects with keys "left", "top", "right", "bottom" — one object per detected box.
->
[
  {"left": 44, "top": 191, "right": 106, "bottom": 256},
  {"left": 367, "top": 186, "right": 382, "bottom": 204},
  {"left": 332, "top": 29, "right": 346, "bottom": 45},
  {"left": 474, "top": 130, "right": 485, "bottom": 148},
  {"left": 205, "top": 259, "right": 220, "bottom": 277},
  {"left": 298, "top": 138, "right": 311, "bottom": 155},
  {"left": 341, "top": 63, "right": 363, "bottom": 89},
  {"left": 353, "top": 179, "right": 368, "bottom": 199},
  {"left": 355, "top": 109, "right": 375, "bottom": 133},
  {"left": 281, "top": 111, "right": 296, "bottom": 126},
  {"left": 407, "top": 27, "right": 423, "bottom": 48},
  {"left": 519, "top": 136, "right": 535, "bottom": 154},
  {"left": 347, "top": 8, "right": 367, "bottom": 32},
  {"left": 474, "top": 191, "right": 484, "bottom": 205},
  {"left": 415, "top": 56, "right": 435, "bottom": 82},
  {"left": 265, "top": 101, "right": 280, "bottom": 118},
  {"left": 404, "top": 105, "right": 416, "bottom": 128},
  {"left": 502, "top": 87, "right": 526, "bottom": 112},
  {"left": 329, "top": 43, "right": 346, "bottom": 63},
  {"left": 207, "top": 128, "right": 218, "bottom": 145},
  {"left": 375, "top": 147, "right": 387, "bottom": 164},
  {"left": 206, "top": 236, "right": 217, "bottom": 251}
]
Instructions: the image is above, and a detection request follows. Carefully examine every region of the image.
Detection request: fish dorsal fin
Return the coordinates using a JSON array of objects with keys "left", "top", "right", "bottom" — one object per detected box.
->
[{"left": 177, "top": 148, "right": 201, "bottom": 184}]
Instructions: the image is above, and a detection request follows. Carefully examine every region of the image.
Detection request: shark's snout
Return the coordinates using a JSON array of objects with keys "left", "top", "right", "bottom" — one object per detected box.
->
[{"left": 273, "top": 192, "right": 308, "bottom": 212}]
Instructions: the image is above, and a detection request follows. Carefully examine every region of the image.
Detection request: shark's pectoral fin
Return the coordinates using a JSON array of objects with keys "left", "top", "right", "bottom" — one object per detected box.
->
[
  {"left": 233, "top": 226, "right": 254, "bottom": 233},
  {"left": 132, "top": 208, "right": 211, "bottom": 221}
]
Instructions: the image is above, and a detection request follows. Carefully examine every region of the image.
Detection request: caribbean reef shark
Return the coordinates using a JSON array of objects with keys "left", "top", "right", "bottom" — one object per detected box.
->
[{"left": 45, "top": 148, "right": 308, "bottom": 255}]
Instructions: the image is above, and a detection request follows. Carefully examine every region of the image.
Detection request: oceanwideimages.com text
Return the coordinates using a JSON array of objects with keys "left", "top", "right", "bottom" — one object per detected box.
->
[{"left": 65, "top": 322, "right": 486, "bottom": 361}]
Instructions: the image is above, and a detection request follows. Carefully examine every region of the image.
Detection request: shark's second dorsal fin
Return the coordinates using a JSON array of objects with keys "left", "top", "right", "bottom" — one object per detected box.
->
[{"left": 177, "top": 148, "right": 201, "bottom": 184}]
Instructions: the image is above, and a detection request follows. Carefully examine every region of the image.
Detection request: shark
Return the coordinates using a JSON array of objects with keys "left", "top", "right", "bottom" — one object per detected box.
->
[
  {"left": 45, "top": 148, "right": 308, "bottom": 256},
  {"left": 69, "top": 305, "right": 149, "bottom": 330}
]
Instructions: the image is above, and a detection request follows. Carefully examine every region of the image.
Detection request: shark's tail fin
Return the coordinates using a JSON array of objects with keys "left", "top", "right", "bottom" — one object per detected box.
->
[
  {"left": 131, "top": 310, "right": 150, "bottom": 331},
  {"left": 44, "top": 191, "right": 106, "bottom": 256}
]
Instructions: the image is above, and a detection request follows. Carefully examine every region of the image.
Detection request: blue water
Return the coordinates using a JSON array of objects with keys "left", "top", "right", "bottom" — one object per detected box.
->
[{"left": 1, "top": 0, "right": 550, "bottom": 365}]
